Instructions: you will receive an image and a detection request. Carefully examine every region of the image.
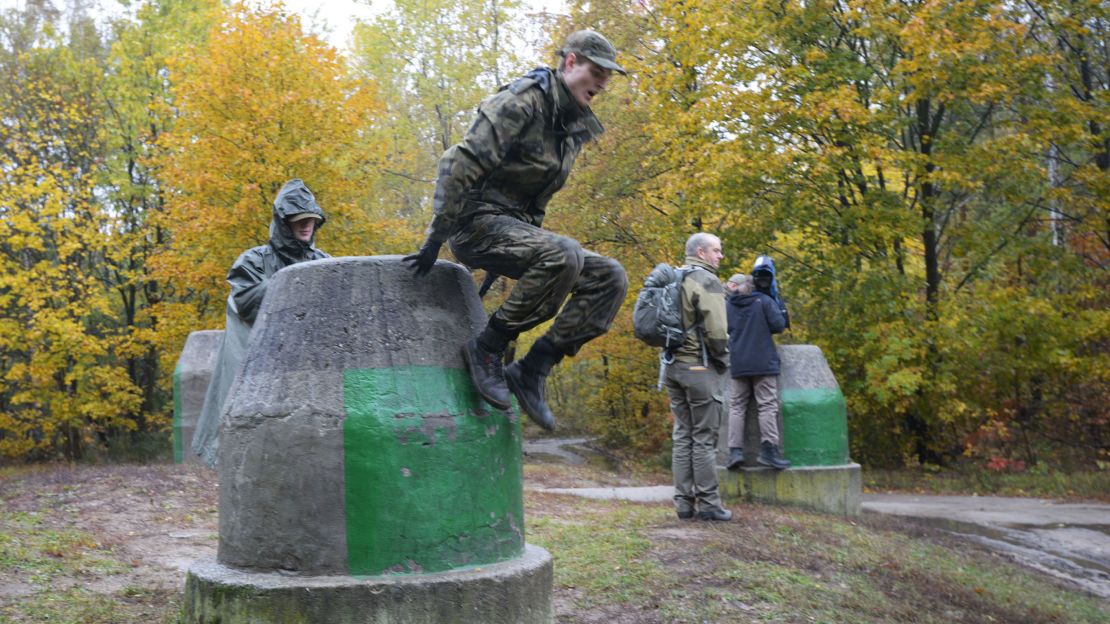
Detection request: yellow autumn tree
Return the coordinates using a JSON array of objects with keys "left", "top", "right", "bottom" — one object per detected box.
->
[
  {"left": 599, "top": 0, "right": 1108, "bottom": 467},
  {"left": 150, "top": 1, "right": 392, "bottom": 385},
  {"left": 0, "top": 9, "right": 143, "bottom": 459}
]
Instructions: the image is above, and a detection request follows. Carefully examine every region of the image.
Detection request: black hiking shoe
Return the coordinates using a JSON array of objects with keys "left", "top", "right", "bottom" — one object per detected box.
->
[
  {"left": 726, "top": 447, "right": 744, "bottom": 471},
  {"left": 504, "top": 361, "right": 555, "bottom": 431},
  {"left": 462, "top": 337, "right": 511, "bottom": 410},
  {"left": 757, "top": 441, "right": 791, "bottom": 470},
  {"left": 697, "top": 508, "right": 733, "bottom": 522}
]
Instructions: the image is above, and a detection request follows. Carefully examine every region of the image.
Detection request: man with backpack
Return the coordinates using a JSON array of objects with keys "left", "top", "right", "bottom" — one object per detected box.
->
[{"left": 663, "top": 232, "right": 732, "bottom": 521}]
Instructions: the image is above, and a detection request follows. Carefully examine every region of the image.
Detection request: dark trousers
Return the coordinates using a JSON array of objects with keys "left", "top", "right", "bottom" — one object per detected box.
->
[{"left": 450, "top": 214, "right": 627, "bottom": 356}]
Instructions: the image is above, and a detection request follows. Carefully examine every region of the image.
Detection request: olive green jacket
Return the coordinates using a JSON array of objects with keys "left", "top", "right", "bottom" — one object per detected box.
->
[
  {"left": 676, "top": 257, "right": 729, "bottom": 370},
  {"left": 426, "top": 68, "right": 604, "bottom": 243}
]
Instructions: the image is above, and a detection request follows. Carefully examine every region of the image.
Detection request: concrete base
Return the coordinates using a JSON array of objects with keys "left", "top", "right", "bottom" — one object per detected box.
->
[
  {"left": 182, "top": 544, "right": 553, "bottom": 624},
  {"left": 718, "top": 463, "right": 862, "bottom": 515}
]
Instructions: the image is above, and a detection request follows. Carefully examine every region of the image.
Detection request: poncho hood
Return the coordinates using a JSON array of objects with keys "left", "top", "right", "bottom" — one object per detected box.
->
[{"left": 270, "top": 179, "right": 327, "bottom": 264}]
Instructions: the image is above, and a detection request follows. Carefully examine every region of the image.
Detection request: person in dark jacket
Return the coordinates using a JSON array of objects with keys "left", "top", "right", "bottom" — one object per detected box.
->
[
  {"left": 724, "top": 273, "right": 790, "bottom": 470},
  {"left": 191, "top": 179, "right": 330, "bottom": 467}
]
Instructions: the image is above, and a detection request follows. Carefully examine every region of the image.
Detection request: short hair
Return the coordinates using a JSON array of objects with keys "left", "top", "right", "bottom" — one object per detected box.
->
[
  {"left": 729, "top": 273, "right": 754, "bottom": 295},
  {"left": 558, "top": 50, "right": 592, "bottom": 72},
  {"left": 685, "top": 232, "right": 718, "bottom": 257}
]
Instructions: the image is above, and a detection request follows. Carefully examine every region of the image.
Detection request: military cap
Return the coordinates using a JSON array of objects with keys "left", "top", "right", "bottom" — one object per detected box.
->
[{"left": 558, "top": 29, "right": 626, "bottom": 75}]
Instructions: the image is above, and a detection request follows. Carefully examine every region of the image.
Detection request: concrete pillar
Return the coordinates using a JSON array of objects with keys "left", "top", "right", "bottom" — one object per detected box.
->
[
  {"left": 173, "top": 330, "right": 223, "bottom": 464},
  {"left": 183, "top": 256, "right": 552, "bottom": 624},
  {"left": 718, "top": 344, "right": 861, "bottom": 514}
]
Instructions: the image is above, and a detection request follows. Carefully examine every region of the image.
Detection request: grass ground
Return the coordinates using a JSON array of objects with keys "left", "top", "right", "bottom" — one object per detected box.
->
[
  {"left": 0, "top": 459, "right": 1106, "bottom": 623},
  {"left": 862, "top": 466, "right": 1110, "bottom": 502}
]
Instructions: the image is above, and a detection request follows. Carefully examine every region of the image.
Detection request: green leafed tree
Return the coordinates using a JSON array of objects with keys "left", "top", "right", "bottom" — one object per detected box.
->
[
  {"left": 349, "top": 0, "right": 527, "bottom": 221},
  {"left": 565, "top": 0, "right": 1107, "bottom": 466}
]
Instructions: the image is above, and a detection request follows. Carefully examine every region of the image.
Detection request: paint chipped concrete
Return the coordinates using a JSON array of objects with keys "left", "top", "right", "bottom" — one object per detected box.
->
[{"left": 185, "top": 256, "right": 551, "bottom": 624}]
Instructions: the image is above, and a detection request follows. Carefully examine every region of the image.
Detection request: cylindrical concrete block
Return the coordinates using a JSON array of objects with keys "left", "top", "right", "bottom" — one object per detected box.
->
[
  {"left": 217, "top": 256, "right": 524, "bottom": 575},
  {"left": 173, "top": 330, "right": 223, "bottom": 464},
  {"left": 719, "top": 345, "right": 850, "bottom": 467},
  {"left": 186, "top": 257, "right": 551, "bottom": 624},
  {"left": 778, "top": 345, "right": 849, "bottom": 466},
  {"left": 717, "top": 345, "right": 860, "bottom": 515}
]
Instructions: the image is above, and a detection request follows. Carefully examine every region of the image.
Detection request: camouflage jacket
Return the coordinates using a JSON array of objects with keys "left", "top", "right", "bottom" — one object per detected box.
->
[
  {"left": 426, "top": 68, "right": 604, "bottom": 243},
  {"left": 676, "top": 257, "right": 729, "bottom": 370}
]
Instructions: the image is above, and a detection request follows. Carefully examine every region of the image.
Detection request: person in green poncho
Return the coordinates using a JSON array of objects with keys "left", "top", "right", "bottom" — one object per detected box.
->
[{"left": 191, "top": 179, "right": 330, "bottom": 468}]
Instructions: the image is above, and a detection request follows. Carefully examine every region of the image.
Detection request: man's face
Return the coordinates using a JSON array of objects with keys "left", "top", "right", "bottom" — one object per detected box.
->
[
  {"left": 562, "top": 53, "right": 612, "bottom": 109},
  {"left": 289, "top": 218, "right": 316, "bottom": 243},
  {"left": 697, "top": 237, "right": 723, "bottom": 269}
]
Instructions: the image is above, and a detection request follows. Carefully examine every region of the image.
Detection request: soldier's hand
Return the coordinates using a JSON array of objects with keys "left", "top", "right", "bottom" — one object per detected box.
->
[{"left": 403, "top": 239, "right": 443, "bottom": 277}]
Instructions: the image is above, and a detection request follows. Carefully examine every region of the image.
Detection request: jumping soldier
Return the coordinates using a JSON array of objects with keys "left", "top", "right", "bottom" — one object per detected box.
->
[{"left": 404, "top": 30, "right": 629, "bottom": 431}]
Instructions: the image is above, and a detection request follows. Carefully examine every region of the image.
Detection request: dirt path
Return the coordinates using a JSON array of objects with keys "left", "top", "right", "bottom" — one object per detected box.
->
[
  {"left": 0, "top": 463, "right": 217, "bottom": 612},
  {"left": 862, "top": 494, "right": 1110, "bottom": 599},
  {"left": 527, "top": 438, "right": 1110, "bottom": 600}
]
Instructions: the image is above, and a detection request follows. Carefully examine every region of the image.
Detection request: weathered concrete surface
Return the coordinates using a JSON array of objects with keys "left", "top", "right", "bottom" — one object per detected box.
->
[
  {"left": 183, "top": 544, "right": 553, "bottom": 624},
  {"left": 190, "top": 256, "right": 551, "bottom": 622},
  {"left": 717, "top": 344, "right": 849, "bottom": 467},
  {"left": 217, "top": 256, "right": 503, "bottom": 574},
  {"left": 863, "top": 494, "right": 1110, "bottom": 599},
  {"left": 715, "top": 345, "right": 859, "bottom": 514},
  {"left": 173, "top": 330, "right": 223, "bottom": 464},
  {"left": 718, "top": 464, "right": 862, "bottom": 515}
]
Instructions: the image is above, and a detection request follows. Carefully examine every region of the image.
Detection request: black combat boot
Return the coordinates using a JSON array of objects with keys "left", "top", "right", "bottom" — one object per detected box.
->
[
  {"left": 757, "top": 441, "right": 791, "bottom": 470},
  {"left": 726, "top": 447, "right": 744, "bottom": 471},
  {"left": 463, "top": 324, "right": 513, "bottom": 410},
  {"left": 504, "top": 337, "right": 563, "bottom": 431}
]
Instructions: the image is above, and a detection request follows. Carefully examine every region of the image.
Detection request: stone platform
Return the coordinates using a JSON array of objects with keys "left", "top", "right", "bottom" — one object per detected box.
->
[{"left": 184, "top": 544, "right": 553, "bottom": 624}]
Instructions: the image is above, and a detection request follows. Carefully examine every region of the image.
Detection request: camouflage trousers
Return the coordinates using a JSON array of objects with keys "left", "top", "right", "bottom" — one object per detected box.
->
[{"left": 450, "top": 214, "right": 628, "bottom": 356}]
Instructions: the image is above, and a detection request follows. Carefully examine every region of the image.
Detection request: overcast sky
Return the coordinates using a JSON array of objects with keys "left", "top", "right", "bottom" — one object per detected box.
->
[{"left": 0, "top": 0, "right": 568, "bottom": 52}]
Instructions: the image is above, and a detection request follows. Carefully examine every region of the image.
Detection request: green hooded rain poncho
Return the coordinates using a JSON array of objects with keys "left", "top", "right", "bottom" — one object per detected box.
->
[{"left": 191, "top": 179, "right": 330, "bottom": 468}]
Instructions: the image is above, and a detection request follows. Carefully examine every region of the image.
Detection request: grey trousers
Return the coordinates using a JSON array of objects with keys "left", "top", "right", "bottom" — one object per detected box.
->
[
  {"left": 728, "top": 375, "right": 780, "bottom": 448},
  {"left": 665, "top": 361, "right": 727, "bottom": 514}
]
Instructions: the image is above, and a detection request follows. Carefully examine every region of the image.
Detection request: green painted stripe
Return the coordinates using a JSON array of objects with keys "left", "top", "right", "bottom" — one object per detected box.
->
[
  {"left": 781, "top": 387, "right": 849, "bottom": 466},
  {"left": 343, "top": 366, "right": 524, "bottom": 576},
  {"left": 172, "top": 362, "right": 183, "bottom": 464}
]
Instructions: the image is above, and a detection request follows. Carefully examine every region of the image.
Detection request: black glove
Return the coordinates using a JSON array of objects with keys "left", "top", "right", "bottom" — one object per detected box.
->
[
  {"left": 403, "top": 239, "right": 443, "bottom": 277},
  {"left": 477, "top": 271, "right": 499, "bottom": 298}
]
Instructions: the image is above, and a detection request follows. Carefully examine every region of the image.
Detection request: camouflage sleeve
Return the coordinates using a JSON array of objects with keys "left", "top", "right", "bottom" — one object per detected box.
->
[{"left": 427, "top": 89, "right": 538, "bottom": 242}]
